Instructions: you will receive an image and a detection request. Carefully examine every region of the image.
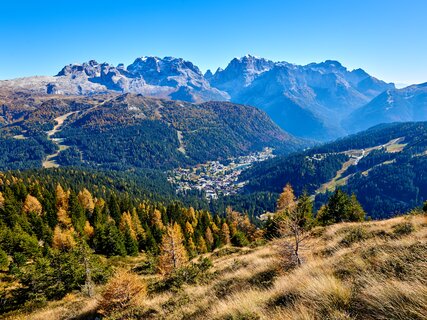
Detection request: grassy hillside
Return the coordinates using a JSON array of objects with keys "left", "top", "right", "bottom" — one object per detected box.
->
[{"left": 6, "top": 213, "right": 426, "bottom": 320}]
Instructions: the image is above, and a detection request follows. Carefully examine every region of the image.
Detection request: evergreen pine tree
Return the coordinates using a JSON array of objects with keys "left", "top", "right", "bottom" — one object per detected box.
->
[
  {"left": 197, "top": 235, "right": 208, "bottom": 254},
  {"left": 348, "top": 194, "right": 366, "bottom": 222},
  {"left": 69, "top": 192, "right": 86, "bottom": 233},
  {"left": 0, "top": 248, "right": 9, "bottom": 271},
  {"left": 124, "top": 226, "right": 139, "bottom": 256},
  {"left": 295, "top": 191, "right": 314, "bottom": 228}
]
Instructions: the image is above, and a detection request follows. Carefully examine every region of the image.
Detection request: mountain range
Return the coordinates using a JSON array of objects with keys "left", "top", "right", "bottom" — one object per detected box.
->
[
  {"left": 4, "top": 55, "right": 426, "bottom": 141},
  {"left": 343, "top": 82, "right": 427, "bottom": 132}
]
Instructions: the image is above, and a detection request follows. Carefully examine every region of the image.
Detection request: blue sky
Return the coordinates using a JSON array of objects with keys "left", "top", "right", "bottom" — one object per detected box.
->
[{"left": 0, "top": 0, "right": 426, "bottom": 85}]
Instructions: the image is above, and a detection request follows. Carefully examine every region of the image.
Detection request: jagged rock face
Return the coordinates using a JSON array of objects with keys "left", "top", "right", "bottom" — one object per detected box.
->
[
  {"left": 127, "top": 57, "right": 200, "bottom": 85},
  {"left": 210, "top": 55, "right": 275, "bottom": 97},
  {"left": 2, "top": 57, "right": 228, "bottom": 103},
  {"left": 125, "top": 56, "right": 229, "bottom": 102}
]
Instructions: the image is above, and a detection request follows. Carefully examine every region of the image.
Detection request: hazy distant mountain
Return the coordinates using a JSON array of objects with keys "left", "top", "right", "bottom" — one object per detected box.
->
[
  {"left": 0, "top": 55, "right": 398, "bottom": 140},
  {"left": 343, "top": 83, "right": 427, "bottom": 132},
  {"left": 210, "top": 58, "right": 394, "bottom": 140}
]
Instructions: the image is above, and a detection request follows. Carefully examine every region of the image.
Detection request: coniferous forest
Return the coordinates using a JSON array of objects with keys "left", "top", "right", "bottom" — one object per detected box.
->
[{"left": 0, "top": 169, "right": 266, "bottom": 313}]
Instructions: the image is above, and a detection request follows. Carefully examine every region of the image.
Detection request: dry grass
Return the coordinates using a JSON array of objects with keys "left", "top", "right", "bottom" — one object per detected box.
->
[
  {"left": 5, "top": 214, "right": 427, "bottom": 320},
  {"left": 2, "top": 293, "right": 100, "bottom": 320}
]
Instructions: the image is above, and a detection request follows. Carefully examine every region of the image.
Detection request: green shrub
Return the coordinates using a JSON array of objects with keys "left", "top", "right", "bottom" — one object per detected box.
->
[
  {"left": 211, "top": 246, "right": 241, "bottom": 258},
  {"left": 248, "top": 268, "right": 277, "bottom": 289},
  {"left": 132, "top": 254, "right": 158, "bottom": 275},
  {"left": 152, "top": 257, "right": 213, "bottom": 292},
  {"left": 231, "top": 231, "right": 250, "bottom": 247},
  {"left": 392, "top": 221, "right": 414, "bottom": 236},
  {"left": 340, "top": 227, "right": 369, "bottom": 246},
  {"left": 214, "top": 277, "right": 250, "bottom": 298}
]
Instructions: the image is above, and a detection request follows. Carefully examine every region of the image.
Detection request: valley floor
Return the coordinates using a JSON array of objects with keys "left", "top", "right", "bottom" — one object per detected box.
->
[{"left": 4, "top": 213, "right": 427, "bottom": 320}]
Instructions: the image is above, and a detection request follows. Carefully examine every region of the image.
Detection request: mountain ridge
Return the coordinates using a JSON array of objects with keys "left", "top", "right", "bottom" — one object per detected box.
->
[
  {"left": 0, "top": 91, "right": 303, "bottom": 171},
  {"left": 0, "top": 55, "right": 397, "bottom": 140},
  {"left": 343, "top": 82, "right": 427, "bottom": 132}
]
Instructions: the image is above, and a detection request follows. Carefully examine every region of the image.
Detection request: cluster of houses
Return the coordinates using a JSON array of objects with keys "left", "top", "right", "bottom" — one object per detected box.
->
[{"left": 168, "top": 148, "right": 275, "bottom": 200}]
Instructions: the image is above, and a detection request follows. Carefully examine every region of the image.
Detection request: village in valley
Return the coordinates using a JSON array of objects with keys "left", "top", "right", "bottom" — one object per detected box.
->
[{"left": 168, "top": 148, "right": 275, "bottom": 200}]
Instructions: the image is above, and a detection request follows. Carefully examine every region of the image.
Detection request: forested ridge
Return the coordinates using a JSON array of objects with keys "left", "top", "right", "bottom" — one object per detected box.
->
[
  {"left": 0, "top": 92, "right": 303, "bottom": 171},
  {"left": 240, "top": 122, "right": 427, "bottom": 218}
]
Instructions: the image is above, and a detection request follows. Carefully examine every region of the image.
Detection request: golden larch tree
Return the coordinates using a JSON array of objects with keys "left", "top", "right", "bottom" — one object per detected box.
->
[
  {"left": 197, "top": 235, "right": 208, "bottom": 254},
  {"left": 53, "top": 188, "right": 75, "bottom": 250},
  {"left": 56, "top": 183, "right": 69, "bottom": 211},
  {"left": 120, "top": 211, "right": 137, "bottom": 240},
  {"left": 23, "top": 194, "right": 43, "bottom": 215},
  {"left": 187, "top": 207, "right": 198, "bottom": 227},
  {"left": 0, "top": 192, "right": 4, "bottom": 208},
  {"left": 158, "top": 223, "right": 188, "bottom": 275},
  {"left": 151, "top": 209, "right": 164, "bottom": 230},
  {"left": 226, "top": 206, "right": 244, "bottom": 236},
  {"left": 52, "top": 225, "right": 76, "bottom": 250},
  {"left": 205, "top": 227, "right": 214, "bottom": 250},
  {"left": 57, "top": 207, "right": 72, "bottom": 227},
  {"left": 131, "top": 208, "right": 145, "bottom": 240},
  {"left": 277, "top": 183, "right": 296, "bottom": 214},
  {"left": 187, "top": 236, "right": 197, "bottom": 257},
  {"left": 78, "top": 188, "right": 95, "bottom": 213},
  {"left": 220, "top": 222, "right": 231, "bottom": 245},
  {"left": 83, "top": 220, "right": 95, "bottom": 238},
  {"left": 95, "top": 198, "right": 106, "bottom": 211},
  {"left": 211, "top": 222, "right": 220, "bottom": 234},
  {"left": 185, "top": 221, "right": 194, "bottom": 237}
]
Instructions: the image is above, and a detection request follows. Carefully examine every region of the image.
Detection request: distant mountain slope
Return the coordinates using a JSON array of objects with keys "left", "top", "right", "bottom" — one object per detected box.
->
[
  {"left": 0, "top": 55, "right": 396, "bottom": 140},
  {"left": 212, "top": 57, "right": 394, "bottom": 140},
  {"left": 0, "top": 92, "right": 303, "bottom": 171},
  {"left": 240, "top": 121, "right": 427, "bottom": 218},
  {"left": 343, "top": 83, "right": 427, "bottom": 132}
]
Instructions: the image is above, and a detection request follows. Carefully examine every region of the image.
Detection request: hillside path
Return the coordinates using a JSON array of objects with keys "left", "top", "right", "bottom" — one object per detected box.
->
[{"left": 42, "top": 112, "right": 77, "bottom": 168}]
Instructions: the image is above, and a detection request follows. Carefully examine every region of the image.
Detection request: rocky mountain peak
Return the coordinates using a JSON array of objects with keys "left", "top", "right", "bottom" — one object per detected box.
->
[
  {"left": 204, "top": 69, "right": 213, "bottom": 80},
  {"left": 209, "top": 55, "right": 275, "bottom": 95}
]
